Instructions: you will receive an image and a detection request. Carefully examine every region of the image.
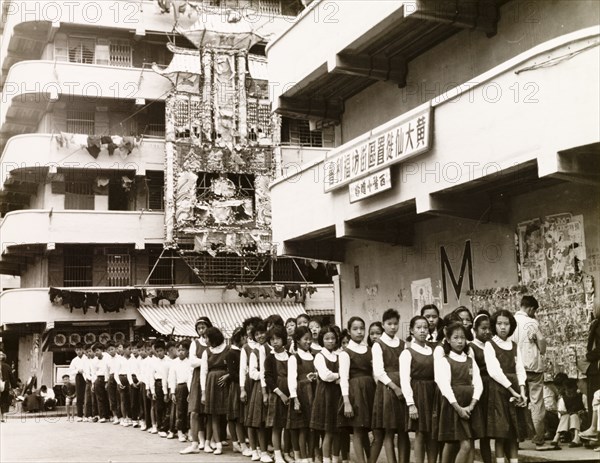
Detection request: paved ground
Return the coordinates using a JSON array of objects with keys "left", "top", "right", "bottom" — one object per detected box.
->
[{"left": 1, "top": 409, "right": 598, "bottom": 462}]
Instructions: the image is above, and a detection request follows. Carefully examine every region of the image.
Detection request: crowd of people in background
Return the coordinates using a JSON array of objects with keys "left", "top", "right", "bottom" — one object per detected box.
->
[{"left": 1, "top": 297, "right": 600, "bottom": 462}]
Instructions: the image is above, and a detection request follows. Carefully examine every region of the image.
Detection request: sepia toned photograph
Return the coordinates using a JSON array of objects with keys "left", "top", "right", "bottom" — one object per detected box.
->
[{"left": 0, "top": 1, "right": 599, "bottom": 462}]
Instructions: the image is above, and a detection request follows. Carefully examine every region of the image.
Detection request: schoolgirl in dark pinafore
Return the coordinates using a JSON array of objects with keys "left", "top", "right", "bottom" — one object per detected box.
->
[
  {"left": 265, "top": 352, "right": 290, "bottom": 429},
  {"left": 240, "top": 342, "right": 255, "bottom": 422},
  {"left": 310, "top": 352, "right": 341, "bottom": 432},
  {"left": 436, "top": 355, "right": 483, "bottom": 441},
  {"left": 486, "top": 340, "right": 528, "bottom": 439},
  {"left": 287, "top": 352, "right": 316, "bottom": 429},
  {"left": 204, "top": 344, "right": 230, "bottom": 416},
  {"left": 245, "top": 347, "right": 267, "bottom": 428},
  {"left": 406, "top": 346, "right": 435, "bottom": 433},
  {"left": 337, "top": 347, "right": 375, "bottom": 429},
  {"left": 372, "top": 339, "right": 407, "bottom": 431},
  {"left": 227, "top": 346, "right": 242, "bottom": 422},
  {"left": 469, "top": 340, "right": 489, "bottom": 439},
  {"left": 188, "top": 338, "right": 208, "bottom": 415}
]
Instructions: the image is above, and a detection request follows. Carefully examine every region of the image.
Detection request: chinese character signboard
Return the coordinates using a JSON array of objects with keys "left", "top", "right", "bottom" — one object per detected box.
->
[
  {"left": 324, "top": 104, "right": 432, "bottom": 192},
  {"left": 349, "top": 168, "right": 391, "bottom": 203}
]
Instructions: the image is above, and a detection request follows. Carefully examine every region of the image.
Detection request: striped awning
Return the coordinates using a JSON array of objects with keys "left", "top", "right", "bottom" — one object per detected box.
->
[{"left": 138, "top": 302, "right": 306, "bottom": 338}]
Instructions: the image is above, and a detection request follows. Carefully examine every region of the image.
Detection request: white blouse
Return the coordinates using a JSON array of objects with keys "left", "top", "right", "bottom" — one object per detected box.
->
[
  {"left": 399, "top": 342, "right": 432, "bottom": 407},
  {"left": 372, "top": 332, "right": 401, "bottom": 386},
  {"left": 314, "top": 349, "right": 339, "bottom": 382},
  {"left": 288, "top": 349, "right": 314, "bottom": 399},
  {"left": 239, "top": 340, "right": 259, "bottom": 388},
  {"left": 189, "top": 337, "right": 208, "bottom": 369},
  {"left": 435, "top": 351, "right": 483, "bottom": 404},
  {"left": 484, "top": 335, "right": 527, "bottom": 389},
  {"left": 338, "top": 340, "right": 368, "bottom": 396}
]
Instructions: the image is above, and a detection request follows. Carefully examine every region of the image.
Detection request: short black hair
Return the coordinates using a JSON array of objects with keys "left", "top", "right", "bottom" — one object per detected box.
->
[
  {"left": 92, "top": 342, "right": 105, "bottom": 351},
  {"left": 265, "top": 314, "right": 284, "bottom": 327},
  {"left": 231, "top": 327, "right": 245, "bottom": 346},
  {"left": 347, "top": 316, "right": 365, "bottom": 330},
  {"left": 62, "top": 374, "right": 70, "bottom": 379},
  {"left": 136, "top": 340, "right": 146, "bottom": 349},
  {"left": 153, "top": 340, "right": 166, "bottom": 351},
  {"left": 165, "top": 341, "right": 177, "bottom": 350},
  {"left": 421, "top": 304, "right": 439, "bottom": 316},
  {"left": 206, "top": 327, "right": 225, "bottom": 347},
  {"left": 105, "top": 341, "right": 116, "bottom": 349},
  {"left": 177, "top": 339, "right": 191, "bottom": 350},
  {"left": 442, "top": 322, "right": 471, "bottom": 356},
  {"left": 285, "top": 318, "right": 296, "bottom": 326},
  {"left": 250, "top": 321, "right": 268, "bottom": 340},
  {"left": 296, "top": 313, "right": 310, "bottom": 323},
  {"left": 490, "top": 309, "right": 518, "bottom": 336},
  {"left": 267, "top": 325, "right": 287, "bottom": 345},
  {"left": 74, "top": 342, "right": 84, "bottom": 349},
  {"left": 564, "top": 378, "right": 578, "bottom": 391},
  {"left": 293, "top": 326, "right": 311, "bottom": 344},
  {"left": 243, "top": 316, "right": 261, "bottom": 331},
  {"left": 521, "top": 295, "right": 539, "bottom": 310},
  {"left": 382, "top": 308, "right": 400, "bottom": 323},
  {"left": 318, "top": 325, "right": 339, "bottom": 349}
]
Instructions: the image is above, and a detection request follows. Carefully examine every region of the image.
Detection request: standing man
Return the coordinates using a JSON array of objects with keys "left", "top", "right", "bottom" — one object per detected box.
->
[
  {"left": 69, "top": 343, "right": 88, "bottom": 422},
  {"left": 513, "top": 295, "right": 549, "bottom": 450}
]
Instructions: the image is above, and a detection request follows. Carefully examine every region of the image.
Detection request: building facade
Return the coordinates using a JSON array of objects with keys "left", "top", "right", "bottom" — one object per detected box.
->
[
  {"left": 268, "top": 0, "right": 600, "bottom": 378},
  {"left": 0, "top": 0, "right": 334, "bottom": 388}
]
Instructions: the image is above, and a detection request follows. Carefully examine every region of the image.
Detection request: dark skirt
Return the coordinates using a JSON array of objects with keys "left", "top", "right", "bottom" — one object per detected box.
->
[
  {"left": 204, "top": 370, "right": 228, "bottom": 415},
  {"left": 407, "top": 379, "right": 436, "bottom": 433},
  {"left": 287, "top": 380, "right": 314, "bottom": 429},
  {"left": 266, "top": 392, "right": 288, "bottom": 428},
  {"left": 0, "top": 390, "right": 12, "bottom": 413},
  {"left": 472, "top": 376, "right": 489, "bottom": 439},
  {"left": 486, "top": 374, "right": 530, "bottom": 439},
  {"left": 310, "top": 380, "right": 341, "bottom": 432},
  {"left": 188, "top": 367, "right": 204, "bottom": 414},
  {"left": 372, "top": 372, "right": 407, "bottom": 431},
  {"left": 436, "top": 385, "right": 479, "bottom": 442},
  {"left": 245, "top": 379, "right": 267, "bottom": 428},
  {"left": 227, "top": 381, "right": 243, "bottom": 421},
  {"left": 338, "top": 375, "right": 376, "bottom": 429}
]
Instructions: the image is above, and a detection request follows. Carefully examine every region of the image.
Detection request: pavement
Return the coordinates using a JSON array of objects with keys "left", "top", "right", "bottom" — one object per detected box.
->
[{"left": 1, "top": 408, "right": 599, "bottom": 462}]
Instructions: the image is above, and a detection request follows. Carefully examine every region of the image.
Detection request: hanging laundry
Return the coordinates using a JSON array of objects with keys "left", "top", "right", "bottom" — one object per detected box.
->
[
  {"left": 100, "top": 136, "right": 112, "bottom": 144},
  {"left": 152, "top": 289, "right": 179, "bottom": 305},
  {"left": 99, "top": 291, "right": 126, "bottom": 313},
  {"left": 125, "top": 289, "right": 142, "bottom": 308},
  {"left": 61, "top": 290, "right": 72, "bottom": 307},
  {"left": 70, "top": 291, "right": 86, "bottom": 312},
  {"left": 120, "top": 137, "right": 136, "bottom": 155},
  {"left": 85, "top": 292, "right": 99, "bottom": 313},
  {"left": 142, "top": 288, "right": 157, "bottom": 305},
  {"left": 86, "top": 135, "right": 102, "bottom": 158},
  {"left": 55, "top": 133, "right": 65, "bottom": 148},
  {"left": 48, "top": 287, "right": 63, "bottom": 305}
]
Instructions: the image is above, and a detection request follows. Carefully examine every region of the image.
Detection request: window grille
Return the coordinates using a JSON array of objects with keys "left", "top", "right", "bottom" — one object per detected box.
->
[
  {"left": 143, "top": 123, "right": 165, "bottom": 137},
  {"left": 66, "top": 110, "right": 95, "bottom": 135},
  {"left": 148, "top": 248, "right": 176, "bottom": 285},
  {"left": 68, "top": 37, "right": 95, "bottom": 64},
  {"left": 146, "top": 171, "right": 164, "bottom": 211},
  {"left": 281, "top": 118, "right": 334, "bottom": 148},
  {"left": 250, "top": 0, "right": 282, "bottom": 15},
  {"left": 109, "top": 39, "right": 132, "bottom": 67},
  {"left": 106, "top": 253, "right": 131, "bottom": 286},
  {"left": 182, "top": 254, "right": 270, "bottom": 285},
  {"left": 63, "top": 246, "right": 93, "bottom": 287}
]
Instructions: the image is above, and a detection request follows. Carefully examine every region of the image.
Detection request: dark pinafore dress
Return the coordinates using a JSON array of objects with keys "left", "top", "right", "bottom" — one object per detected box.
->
[
  {"left": 245, "top": 348, "right": 267, "bottom": 428},
  {"left": 407, "top": 346, "right": 435, "bottom": 433},
  {"left": 486, "top": 340, "right": 529, "bottom": 439},
  {"left": 204, "top": 345, "right": 230, "bottom": 415},
  {"left": 287, "top": 352, "right": 316, "bottom": 429},
  {"left": 241, "top": 343, "right": 255, "bottom": 422},
  {"left": 266, "top": 354, "right": 289, "bottom": 429},
  {"left": 309, "top": 352, "right": 341, "bottom": 433},
  {"left": 469, "top": 341, "right": 489, "bottom": 439},
  {"left": 227, "top": 348, "right": 242, "bottom": 421},
  {"left": 337, "top": 347, "right": 376, "bottom": 429},
  {"left": 188, "top": 339, "right": 208, "bottom": 414},
  {"left": 372, "top": 339, "right": 407, "bottom": 431},
  {"left": 436, "top": 356, "right": 482, "bottom": 442}
]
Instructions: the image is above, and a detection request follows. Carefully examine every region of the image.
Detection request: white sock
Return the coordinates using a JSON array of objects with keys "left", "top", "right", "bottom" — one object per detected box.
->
[
  {"left": 510, "top": 460, "right": 518, "bottom": 463},
  {"left": 332, "top": 457, "right": 340, "bottom": 463},
  {"left": 496, "top": 459, "right": 504, "bottom": 463},
  {"left": 323, "top": 458, "right": 332, "bottom": 463},
  {"left": 294, "top": 451, "right": 301, "bottom": 460},
  {"left": 274, "top": 450, "right": 283, "bottom": 459}
]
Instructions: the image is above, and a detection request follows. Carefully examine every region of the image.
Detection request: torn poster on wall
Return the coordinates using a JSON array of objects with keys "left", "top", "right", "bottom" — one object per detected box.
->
[
  {"left": 411, "top": 278, "right": 434, "bottom": 316},
  {"left": 517, "top": 214, "right": 586, "bottom": 284}
]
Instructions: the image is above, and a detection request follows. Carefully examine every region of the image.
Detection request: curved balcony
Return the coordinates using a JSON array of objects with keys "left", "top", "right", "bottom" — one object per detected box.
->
[
  {"left": 1, "top": 60, "right": 171, "bottom": 137},
  {"left": 0, "top": 287, "right": 146, "bottom": 326},
  {"left": 0, "top": 210, "right": 165, "bottom": 254},
  {"left": 0, "top": 134, "right": 165, "bottom": 189}
]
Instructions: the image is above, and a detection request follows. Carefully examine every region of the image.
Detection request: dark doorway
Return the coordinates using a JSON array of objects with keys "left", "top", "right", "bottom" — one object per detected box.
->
[{"left": 108, "top": 178, "right": 129, "bottom": 211}]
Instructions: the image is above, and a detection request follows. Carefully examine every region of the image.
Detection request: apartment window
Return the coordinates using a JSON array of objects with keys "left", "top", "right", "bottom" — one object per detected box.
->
[
  {"left": 63, "top": 246, "right": 93, "bottom": 287},
  {"left": 146, "top": 171, "right": 164, "bottom": 211},
  {"left": 148, "top": 248, "right": 176, "bottom": 285},
  {"left": 106, "top": 248, "right": 131, "bottom": 287},
  {"left": 281, "top": 118, "right": 335, "bottom": 148},
  {"left": 68, "top": 37, "right": 95, "bottom": 64},
  {"left": 173, "top": 95, "right": 202, "bottom": 139},
  {"left": 66, "top": 110, "right": 95, "bottom": 135},
  {"left": 65, "top": 181, "right": 95, "bottom": 210}
]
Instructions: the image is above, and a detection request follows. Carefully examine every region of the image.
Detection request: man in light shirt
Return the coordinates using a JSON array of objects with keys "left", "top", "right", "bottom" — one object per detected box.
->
[
  {"left": 115, "top": 342, "right": 132, "bottom": 426},
  {"left": 91, "top": 342, "right": 110, "bottom": 422},
  {"left": 69, "top": 342, "right": 88, "bottom": 422},
  {"left": 105, "top": 341, "right": 123, "bottom": 425},
  {"left": 513, "top": 295, "right": 548, "bottom": 450}
]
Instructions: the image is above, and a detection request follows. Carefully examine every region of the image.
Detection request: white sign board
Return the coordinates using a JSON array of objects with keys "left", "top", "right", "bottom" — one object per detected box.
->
[
  {"left": 324, "top": 105, "right": 432, "bottom": 192},
  {"left": 349, "top": 168, "right": 391, "bottom": 203}
]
